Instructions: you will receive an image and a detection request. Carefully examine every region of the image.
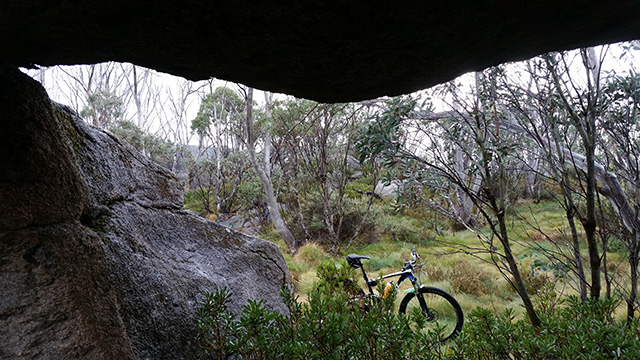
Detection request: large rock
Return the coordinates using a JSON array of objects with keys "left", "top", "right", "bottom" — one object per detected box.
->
[
  {"left": 0, "top": 67, "right": 292, "bottom": 359},
  {"left": 375, "top": 181, "right": 401, "bottom": 198},
  {"left": 3, "top": 1, "right": 640, "bottom": 102}
]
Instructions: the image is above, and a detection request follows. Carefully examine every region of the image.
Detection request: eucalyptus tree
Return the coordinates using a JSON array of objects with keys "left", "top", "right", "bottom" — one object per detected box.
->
[
  {"left": 243, "top": 87, "right": 299, "bottom": 254},
  {"left": 356, "top": 74, "right": 542, "bottom": 327},
  {"left": 494, "top": 45, "right": 640, "bottom": 316},
  {"left": 471, "top": 49, "right": 609, "bottom": 302},
  {"left": 268, "top": 98, "right": 317, "bottom": 242},
  {"left": 49, "top": 62, "right": 135, "bottom": 127},
  {"left": 80, "top": 88, "right": 125, "bottom": 127},
  {"left": 120, "top": 63, "right": 162, "bottom": 132},
  {"left": 270, "top": 98, "right": 377, "bottom": 251},
  {"left": 69, "top": 63, "right": 161, "bottom": 131},
  {"left": 155, "top": 77, "right": 199, "bottom": 174},
  {"left": 544, "top": 48, "right": 606, "bottom": 300},
  {"left": 600, "top": 69, "right": 640, "bottom": 320},
  {"left": 499, "top": 57, "right": 590, "bottom": 301},
  {"left": 28, "top": 63, "right": 201, "bottom": 179},
  {"left": 190, "top": 83, "right": 248, "bottom": 213}
]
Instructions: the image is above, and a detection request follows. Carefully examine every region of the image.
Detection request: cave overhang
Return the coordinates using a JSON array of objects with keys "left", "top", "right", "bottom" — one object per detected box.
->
[{"left": 3, "top": 1, "right": 640, "bottom": 102}]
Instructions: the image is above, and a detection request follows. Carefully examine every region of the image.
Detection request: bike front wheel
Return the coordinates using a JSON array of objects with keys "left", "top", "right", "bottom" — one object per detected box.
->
[{"left": 398, "top": 286, "right": 463, "bottom": 342}]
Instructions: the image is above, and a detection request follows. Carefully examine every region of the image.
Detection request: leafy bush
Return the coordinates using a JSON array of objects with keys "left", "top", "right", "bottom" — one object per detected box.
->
[
  {"left": 453, "top": 297, "right": 640, "bottom": 360},
  {"left": 195, "top": 266, "right": 640, "bottom": 359},
  {"left": 108, "top": 119, "right": 180, "bottom": 167},
  {"left": 295, "top": 193, "right": 383, "bottom": 246},
  {"left": 195, "top": 261, "right": 453, "bottom": 359}
]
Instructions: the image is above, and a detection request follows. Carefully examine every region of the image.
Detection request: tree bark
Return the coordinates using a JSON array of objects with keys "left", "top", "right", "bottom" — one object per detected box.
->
[
  {"left": 478, "top": 70, "right": 540, "bottom": 327},
  {"left": 483, "top": 158, "right": 541, "bottom": 328},
  {"left": 567, "top": 206, "right": 588, "bottom": 301},
  {"left": 245, "top": 88, "right": 298, "bottom": 254},
  {"left": 629, "top": 232, "right": 640, "bottom": 322},
  {"left": 452, "top": 145, "right": 477, "bottom": 229}
]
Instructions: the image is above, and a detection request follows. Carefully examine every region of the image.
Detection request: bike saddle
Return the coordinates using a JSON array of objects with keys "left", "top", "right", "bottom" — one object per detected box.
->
[{"left": 346, "top": 254, "right": 370, "bottom": 268}]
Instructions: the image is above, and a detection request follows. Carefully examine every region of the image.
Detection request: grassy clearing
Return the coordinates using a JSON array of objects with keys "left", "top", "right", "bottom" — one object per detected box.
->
[{"left": 262, "top": 198, "right": 633, "bottom": 323}]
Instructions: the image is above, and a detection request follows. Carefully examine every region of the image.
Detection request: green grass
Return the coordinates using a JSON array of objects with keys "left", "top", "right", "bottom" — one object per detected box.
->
[{"left": 257, "top": 198, "right": 633, "bottom": 323}]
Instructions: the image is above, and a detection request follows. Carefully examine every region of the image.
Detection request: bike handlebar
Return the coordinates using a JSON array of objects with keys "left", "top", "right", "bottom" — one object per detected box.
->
[{"left": 409, "top": 246, "right": 421, "bottom": 266}]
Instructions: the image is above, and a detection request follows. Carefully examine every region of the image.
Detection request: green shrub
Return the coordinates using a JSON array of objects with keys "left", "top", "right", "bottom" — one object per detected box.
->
[
  {"left": 195, "top": 289, "right": 236, "bottom": 357},
  {"left": 452, "top": 297, "right": 640, "bottom": 360},
  {"left": 195, "top": 269, "right": 640, "bottom": 359},
  {"left": 294, "top": 193, "right": 383, "bottom": 246},
  {"left": 195, "top": 262, "right": 453, "bottom": 359}
]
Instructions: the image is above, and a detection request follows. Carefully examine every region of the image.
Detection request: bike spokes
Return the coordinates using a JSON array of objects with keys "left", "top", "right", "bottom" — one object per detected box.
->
[{"left": 400, "top": 288, "right": 463, "bottom": 342}]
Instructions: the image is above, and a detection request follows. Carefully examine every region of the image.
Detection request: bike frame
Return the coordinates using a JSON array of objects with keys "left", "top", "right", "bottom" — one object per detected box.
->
[
  {"left": 346, "top": 249, "right": 463, "bottom": 341},
  {"left": 360, "top": 264, "right": 419, "bottom": 295},
  {"left": 358, "top": 258, "right": 430, "bottom": 312}
]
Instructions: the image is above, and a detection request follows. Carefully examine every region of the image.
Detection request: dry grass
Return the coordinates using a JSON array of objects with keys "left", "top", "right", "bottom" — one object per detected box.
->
[
  {"left": 423, "top": 264, "right": 446, "bottom": 282},
  {"left": 295, "top": 243, "right": 330, "bottom": 266},
  {"left": 265, "top": 199, "right": 637, "bottom": 319},
  {"left": 448, "top": 260, "right": 492, "bottom": 297}
]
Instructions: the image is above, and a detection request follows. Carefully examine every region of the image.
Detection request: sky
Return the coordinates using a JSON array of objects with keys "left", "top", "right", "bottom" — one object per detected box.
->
[{"left": 21, "top": 64, "right": 287, "bottom": 146}]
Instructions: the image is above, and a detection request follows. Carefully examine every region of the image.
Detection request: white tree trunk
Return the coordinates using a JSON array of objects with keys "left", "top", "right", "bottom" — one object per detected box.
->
[
  {"left": 453, "top": 145, "right": 479, "bottom": 228},
  {"left": 245, "top": 88, "right": 298, "bottom": 254}
]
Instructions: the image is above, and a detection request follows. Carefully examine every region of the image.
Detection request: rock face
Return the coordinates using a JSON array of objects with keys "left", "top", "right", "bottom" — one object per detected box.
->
[
  {"left": 375, "top": 181, "right": 401, "bottom": 198},
  {"left": 0, "top": 67, "right": 292, "bottom": 359},
  {"left": 3, "top": 1, "right": 640, "bottom": 102}
]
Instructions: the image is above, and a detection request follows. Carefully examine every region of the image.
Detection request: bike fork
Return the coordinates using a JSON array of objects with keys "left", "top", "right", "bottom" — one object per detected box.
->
[
  {"left": 413, "top": 285, "right": 432, "bottom": 319},
  {"left": 417, "top": 291, "right": 428, "bottom": 309}
]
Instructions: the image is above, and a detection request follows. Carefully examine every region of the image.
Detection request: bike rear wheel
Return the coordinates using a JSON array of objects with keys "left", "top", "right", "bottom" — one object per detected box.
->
[
  {"left": 398, "top": 286, "right": 463, "bottom": 342},
  {"left": 330, "top": 277, "right": 373, "bottom": 311}
]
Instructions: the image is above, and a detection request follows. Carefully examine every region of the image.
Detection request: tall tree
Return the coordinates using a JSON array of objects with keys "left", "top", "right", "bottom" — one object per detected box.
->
[
  {"left": 80, "top": 89, "right": 125, "bottom": 127},
  {"left": 545, "top": 48, "right": 605, "bottom": 299},
  {"left": 500, "top": 57, "right": 590, "bottom": 300},
  {"left": 191, "top": 83, "right": 246, "bottom": 213},
  {"left": 357, "top": 85, "right": 542, "bottom": 327},
  {"left": 601, "top": 69, "right": 640, "bottom": 320},
  {"left": 493, "top": 46, "right": 640, "bottom": 312},
  {"left": 270, "top": 99, "right": 375, "bottom": 249},
  {"left": 244, "top": 87, "right": 299, "bottom": 254}
]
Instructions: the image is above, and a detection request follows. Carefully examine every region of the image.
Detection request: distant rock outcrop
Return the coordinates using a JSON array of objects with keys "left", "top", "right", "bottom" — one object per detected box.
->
[
  {"left": 375, "top": 180, "right": 401, "bottom": 198},
  {"left": 0, "top": 67, "right": 291, "bottom": 359}
]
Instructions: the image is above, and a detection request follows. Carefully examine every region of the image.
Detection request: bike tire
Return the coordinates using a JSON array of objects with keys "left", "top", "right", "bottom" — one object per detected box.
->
[
  {"left": 331, "top": 277, "right": 383, "bottom": 312},
  {"left": 339, "top": 278, "right": 366, "bottom": 301},
  {"left": 398, "top": 286, "right": 463, "bottom": 342}
]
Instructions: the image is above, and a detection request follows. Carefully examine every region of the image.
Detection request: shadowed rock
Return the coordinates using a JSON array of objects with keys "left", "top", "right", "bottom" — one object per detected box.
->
[
  {"left": 3, "top": 1, "right": 640, "bottom": 102},
  {"left": 0, "top": 67, "right": 291, "bottom": 359}
]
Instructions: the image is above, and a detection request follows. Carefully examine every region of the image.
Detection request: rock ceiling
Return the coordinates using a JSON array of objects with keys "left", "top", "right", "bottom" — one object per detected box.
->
[{"left": 3, "top": 1, "right": 640, "bottom": 102}]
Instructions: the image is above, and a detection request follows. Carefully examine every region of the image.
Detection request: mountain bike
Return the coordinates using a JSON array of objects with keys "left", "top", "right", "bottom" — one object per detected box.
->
[{"left": 343, "top": 247, "right": 463, "bottom": 342}]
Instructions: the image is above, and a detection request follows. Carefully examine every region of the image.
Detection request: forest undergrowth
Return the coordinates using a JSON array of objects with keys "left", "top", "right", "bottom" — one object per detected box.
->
[
  {"left": 195, "top": 199, "right": 640, "bottom": 359},
  {"left": 268, "top": 199, "right": 616, "bottom": 319}
]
